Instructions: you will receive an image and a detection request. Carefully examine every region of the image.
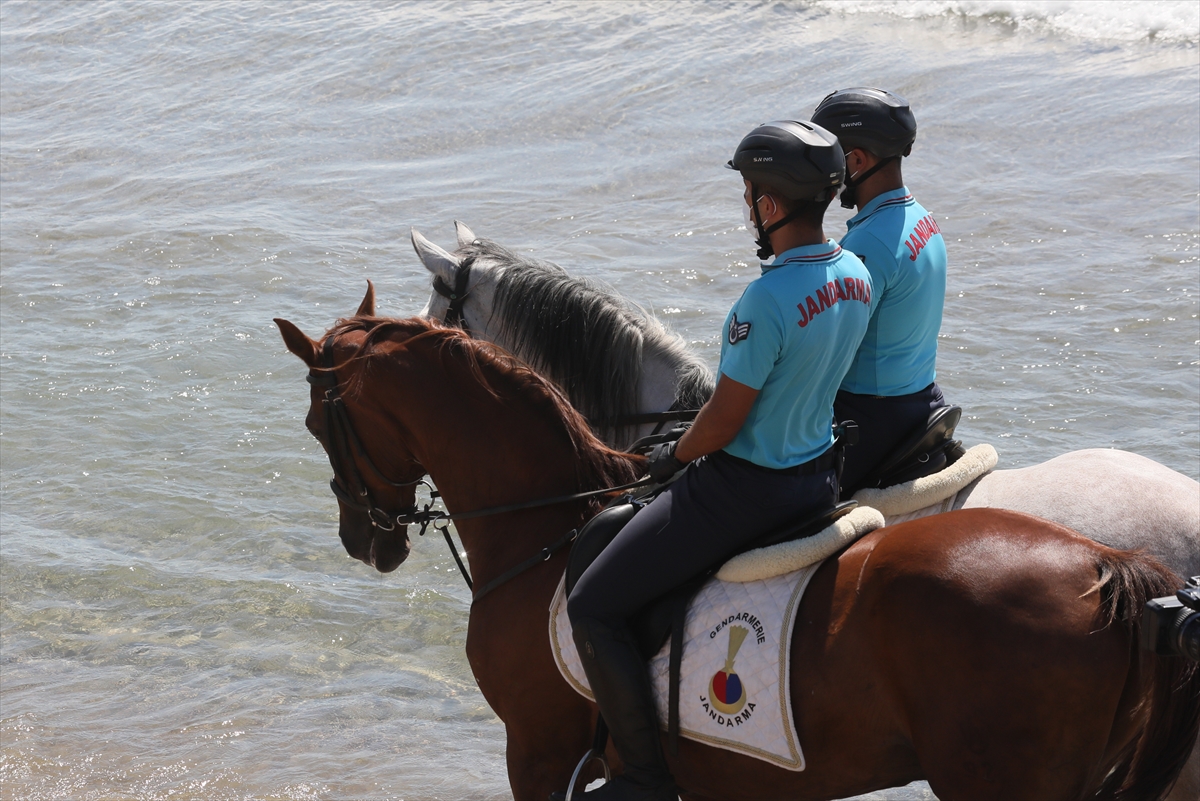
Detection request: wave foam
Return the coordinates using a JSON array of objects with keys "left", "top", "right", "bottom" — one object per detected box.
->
[{"left": 812, "top": 1, "right": 1199, "bottom": 45}]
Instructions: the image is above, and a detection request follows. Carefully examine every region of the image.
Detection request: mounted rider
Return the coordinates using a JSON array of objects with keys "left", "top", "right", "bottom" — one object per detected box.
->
[
  {"left": 558, "top": 121, "right": 871, "bottom": 800},
  {"left": 810, "top": 88, "right": 952, "bottom": 496}
]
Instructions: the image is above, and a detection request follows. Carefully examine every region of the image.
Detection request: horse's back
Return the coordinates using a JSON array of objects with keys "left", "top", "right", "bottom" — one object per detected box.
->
[{"left": 961, "top": 448, "right": 1200, "bottom": 576}]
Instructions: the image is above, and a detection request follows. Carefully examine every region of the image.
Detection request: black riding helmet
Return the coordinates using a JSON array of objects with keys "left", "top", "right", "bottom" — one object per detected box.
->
[
  {"left": 812, "top": 88, "right": 916, "bottom": 208},
  {"left": 726, "top": 120, "right": 845, "bottom": 201},
  {"left": 810, "top": 87, "right": 917, "bottom": 159},
  {"left": 726, "top": 120, "right": 844, "bottom": 259}
]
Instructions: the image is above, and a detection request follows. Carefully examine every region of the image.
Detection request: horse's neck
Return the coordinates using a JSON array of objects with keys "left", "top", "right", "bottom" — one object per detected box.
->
[
  {"left": 454, "top": 506, "right": 592, "bottom": 596},
  {"left": 637, "top": 339, "right": 691, "bottom": 412},
  {"left": 419, "top": 439, "right": 602, "bottom": 594},
  {"left": 382, "top": 346, "right": 633, "bottom": 589}
]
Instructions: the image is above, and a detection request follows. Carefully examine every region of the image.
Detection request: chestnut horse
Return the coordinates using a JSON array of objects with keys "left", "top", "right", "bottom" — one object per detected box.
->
[{"left": 275, "top": 287, "right": 1199, "bottom": 801}]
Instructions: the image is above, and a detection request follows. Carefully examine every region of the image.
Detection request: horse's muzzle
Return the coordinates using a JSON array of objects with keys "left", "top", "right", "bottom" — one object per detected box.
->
[{"left": 339, "top": 519, "right": 412, "bottom": 573}]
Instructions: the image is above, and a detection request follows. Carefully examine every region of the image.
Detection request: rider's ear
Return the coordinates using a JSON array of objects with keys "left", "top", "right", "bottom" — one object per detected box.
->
[
  {"left": 453, "top": 220, "right": 478, "bottom": 249},
  {"left": 411, "top": 228, "right": 462, "bottom": 287},
  {"left": 761, "top": 194, "right": 779, "bottom": 221},
  {"left": 275, "top": 318, "right": 319, "bottom": 367}
]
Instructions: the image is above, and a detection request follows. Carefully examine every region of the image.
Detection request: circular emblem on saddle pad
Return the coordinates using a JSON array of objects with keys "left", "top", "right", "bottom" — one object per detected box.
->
[{"left": 709, "top": 625, "right": 749, "bottom": 715}]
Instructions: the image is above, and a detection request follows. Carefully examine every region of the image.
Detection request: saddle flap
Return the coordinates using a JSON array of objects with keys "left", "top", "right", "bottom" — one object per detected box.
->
[{"left": 565, "top": 501, "right": 641, "bottom": 597}]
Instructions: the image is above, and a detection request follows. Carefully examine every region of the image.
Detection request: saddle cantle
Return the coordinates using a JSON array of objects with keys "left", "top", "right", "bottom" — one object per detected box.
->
[{"left": 850, "top": 405, "right": 966, "bottom": 496}]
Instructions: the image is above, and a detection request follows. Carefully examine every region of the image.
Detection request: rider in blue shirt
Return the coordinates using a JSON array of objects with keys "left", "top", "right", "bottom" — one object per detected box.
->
[
  {"left": 811, "top": 88, "right": 950, "bottom": 495},
  {"left": 720, "top": 240, "right": 873, "bottom": 469},
  {"left": 559, "top": 121, "right": 870, "bottom": 801}
]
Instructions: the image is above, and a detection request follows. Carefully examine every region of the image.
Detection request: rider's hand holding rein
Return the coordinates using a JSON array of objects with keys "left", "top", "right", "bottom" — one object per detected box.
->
[{"left": 646, "top": 377, "right": 760, "bottom": 483}]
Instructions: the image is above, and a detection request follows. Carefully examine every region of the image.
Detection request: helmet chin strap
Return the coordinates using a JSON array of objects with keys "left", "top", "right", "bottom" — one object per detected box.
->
[
  {"left": 840, "top": 155, "right": 897, "bottom": 209},
  {"left": 751, "top": 185, "right": 832, "bottom": 260},
  {"left": 750, "top": 185, "right": 808, "bottom": 261}
]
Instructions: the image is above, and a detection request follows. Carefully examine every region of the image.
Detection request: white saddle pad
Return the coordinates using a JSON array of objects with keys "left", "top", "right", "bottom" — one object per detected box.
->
[
  {"left": 547, "top": 507, "right": 885, "bottom": 770},
  {"left": 550, "top": 567, "right": 818, "bottom": 770}
]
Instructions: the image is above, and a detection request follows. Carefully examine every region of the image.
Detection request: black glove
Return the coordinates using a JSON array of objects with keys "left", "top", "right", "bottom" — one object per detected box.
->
[{"left": 646, "top": 440, "right": 687, "bottom": 484}]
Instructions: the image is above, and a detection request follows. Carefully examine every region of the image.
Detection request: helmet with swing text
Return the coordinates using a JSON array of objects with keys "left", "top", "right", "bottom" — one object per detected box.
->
[
  {"left": 811, "top": 87, "right": 917, "bottom": 158},
  {"left": 725, "top": 120, "right": 844, "bottom": 202}
]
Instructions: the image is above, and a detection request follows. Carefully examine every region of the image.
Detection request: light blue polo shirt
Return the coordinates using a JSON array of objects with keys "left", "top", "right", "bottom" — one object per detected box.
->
[
  {"left": 838, "top": 186, "right": 946, "bottom": 396},
  {"left": 719, "top": 241, "right": 872, "bottom": 469}
]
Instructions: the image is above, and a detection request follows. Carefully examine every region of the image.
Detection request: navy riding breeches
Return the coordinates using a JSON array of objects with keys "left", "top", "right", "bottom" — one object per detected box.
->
[
  {"left": 566, "top": 449, "right": 837, "bottom": 628},
  {"left": 834, "top": 381, "right": 946, "bottom": 496}
]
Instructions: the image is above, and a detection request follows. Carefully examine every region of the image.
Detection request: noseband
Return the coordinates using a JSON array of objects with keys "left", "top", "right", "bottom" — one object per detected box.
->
[{"left": 431, "top": 262, "right": 472, "bottom": 331}]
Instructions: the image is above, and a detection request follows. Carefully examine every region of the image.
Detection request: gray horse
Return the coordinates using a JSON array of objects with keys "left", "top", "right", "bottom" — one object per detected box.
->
[{"left": 413, "top": 222, "right": 1200, "bottom": 799}]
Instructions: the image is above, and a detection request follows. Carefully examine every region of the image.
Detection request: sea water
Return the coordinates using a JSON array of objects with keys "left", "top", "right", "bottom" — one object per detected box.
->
[{"left": 2, "top": 2, "right": 1197, "bottom": 799}]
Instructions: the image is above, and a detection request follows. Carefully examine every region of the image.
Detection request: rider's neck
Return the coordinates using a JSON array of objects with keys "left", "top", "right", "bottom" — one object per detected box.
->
[
  {"left": 769, "top": 222, "right": 826, "bottom": 256},
  {"left": 852, "top": 161, "right": 904, "bottom": 211}
]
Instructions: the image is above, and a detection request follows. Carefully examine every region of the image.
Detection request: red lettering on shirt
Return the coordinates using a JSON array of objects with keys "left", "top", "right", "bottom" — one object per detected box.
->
[
  {"left": 806, "top": 295, "right": 821, "bottom": 319},
  {"left": 797, "top": 276, "right": 871, "bottom": 328},
  {"left": 815, "top": 285, "right": 831, "bottom": 311},
  {"left": 906, "top": 214, "right": 942, "bottom": 261}
]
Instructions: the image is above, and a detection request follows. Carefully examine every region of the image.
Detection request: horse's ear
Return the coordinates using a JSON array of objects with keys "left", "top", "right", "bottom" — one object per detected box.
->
[
  {"left": 411, "top": 227, "right": 461, "bottom": 285},
  {"left": 356, "top": 280, "right": 376, "bottom": 317},
  {"left": 274, "top": 318, "right": 319, "bottom": 367},
  {"left": 454, "top": 220, "right": 478, "bottom": 248}
]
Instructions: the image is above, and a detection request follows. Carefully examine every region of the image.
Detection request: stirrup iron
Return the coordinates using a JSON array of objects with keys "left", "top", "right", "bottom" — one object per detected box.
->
[{"left": 564, "top": 747, "right": 611, "bottom": 801}]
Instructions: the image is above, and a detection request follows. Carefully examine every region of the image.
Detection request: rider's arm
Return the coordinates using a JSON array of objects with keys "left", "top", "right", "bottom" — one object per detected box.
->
[{"left": 673, "top": 374, "right": 759, "bottom": 464}]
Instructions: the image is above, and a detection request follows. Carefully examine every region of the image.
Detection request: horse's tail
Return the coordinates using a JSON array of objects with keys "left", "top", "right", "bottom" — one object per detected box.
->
[{"left": 1089, "top": 548, "right": 1200, "bottom": 801}]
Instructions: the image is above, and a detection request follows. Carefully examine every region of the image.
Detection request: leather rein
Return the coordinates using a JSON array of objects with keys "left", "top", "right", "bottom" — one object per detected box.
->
[{"left": 307, "top": 334, "right": 651, "bottom": 603}]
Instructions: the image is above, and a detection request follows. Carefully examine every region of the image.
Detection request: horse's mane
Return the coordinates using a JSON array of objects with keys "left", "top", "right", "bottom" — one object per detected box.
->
[
  {"left": 457, "top": 239, "right": 715, "bottom": 443},
  {"left": 324, "top": 315, "right": 642, "bottom": 499}
]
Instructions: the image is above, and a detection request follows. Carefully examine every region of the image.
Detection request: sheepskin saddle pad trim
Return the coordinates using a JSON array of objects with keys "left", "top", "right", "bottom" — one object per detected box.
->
[
  {"left": 715, "top": 505, "right": 885, "bottom": 583},
  {"left": 852, "top": 443, "right": 998, "bottom": 518}
]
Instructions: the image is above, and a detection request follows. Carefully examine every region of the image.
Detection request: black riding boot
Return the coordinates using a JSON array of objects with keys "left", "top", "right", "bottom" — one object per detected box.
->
[{"left": 552, "top": 617, "right": 678, "bottom": 801}]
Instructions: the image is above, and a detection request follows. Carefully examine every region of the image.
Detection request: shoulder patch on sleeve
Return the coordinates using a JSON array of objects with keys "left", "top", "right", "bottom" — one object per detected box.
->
[{"left": 728, "top": 313, "right": 752, "bottom": 344}]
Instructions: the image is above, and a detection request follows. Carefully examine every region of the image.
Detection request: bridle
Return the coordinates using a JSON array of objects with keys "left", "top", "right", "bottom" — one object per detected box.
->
[
  {"left": 431, "top": 261, "right": 472, "bottom": 331},
  {"left": 307, "top": 336, "right": 429, "bottom": 532},
  {"left": 306, "top": 332, "right": 651, "bottom": 602}
]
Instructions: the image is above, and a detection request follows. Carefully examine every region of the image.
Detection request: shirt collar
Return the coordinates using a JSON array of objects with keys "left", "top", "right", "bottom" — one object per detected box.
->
[
  {"left": 762, "top": 240, "right": 843, "bottom": 274},
  {"left": 846, "top": 186, "right": 913, "bottom": 231}
]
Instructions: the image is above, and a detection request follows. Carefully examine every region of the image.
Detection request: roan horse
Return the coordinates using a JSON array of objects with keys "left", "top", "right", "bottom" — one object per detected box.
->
[
  {"left": 413, "top": 223, "right": 713, "bottom": 450},
  {"left": 276, "top": 287, "right": 1199, "bottom": 801}
]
